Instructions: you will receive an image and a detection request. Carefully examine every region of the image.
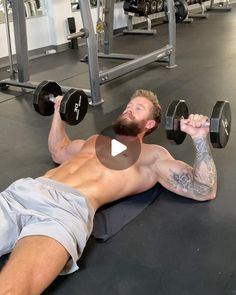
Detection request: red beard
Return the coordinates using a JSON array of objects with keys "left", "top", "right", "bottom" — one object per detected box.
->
[{"left": 112, "top": 115, "right": 144, "bottom": 136}]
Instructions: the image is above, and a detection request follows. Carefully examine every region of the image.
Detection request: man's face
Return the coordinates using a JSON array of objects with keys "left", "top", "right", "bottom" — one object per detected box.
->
[{"left": 113, "top": 96, "right": 154, "bottom": 136}]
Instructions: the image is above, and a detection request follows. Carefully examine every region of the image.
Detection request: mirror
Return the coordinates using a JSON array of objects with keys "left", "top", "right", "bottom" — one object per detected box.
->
[{"left": 0, "top": 0, "right": 44, "bottom": 23}]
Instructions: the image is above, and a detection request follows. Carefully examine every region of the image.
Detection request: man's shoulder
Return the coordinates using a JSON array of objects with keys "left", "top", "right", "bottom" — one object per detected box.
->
[{"left": 142, "top": 143, "right": 172, "bottom": 160}]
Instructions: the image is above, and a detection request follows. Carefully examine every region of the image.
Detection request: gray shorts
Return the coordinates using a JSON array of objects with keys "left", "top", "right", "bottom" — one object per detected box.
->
[{"left": 0, "top": 177, "right": 95, "bottom": 275}]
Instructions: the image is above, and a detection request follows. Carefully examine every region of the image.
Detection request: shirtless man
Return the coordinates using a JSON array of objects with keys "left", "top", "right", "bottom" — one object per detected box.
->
[{"left": 0, "top": 90, "right": 217, "bottom": 295}]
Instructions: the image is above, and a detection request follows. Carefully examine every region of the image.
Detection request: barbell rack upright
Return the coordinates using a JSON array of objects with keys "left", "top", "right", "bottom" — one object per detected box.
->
[
  {"left": 11, "top": 0, "right": 30, "bottom": 83},
  {"left": 80, "top": 0, "right": 177, "bottom": 94},
  {"left": 2, "top": 0, "right": 16, "bottom": 80}
]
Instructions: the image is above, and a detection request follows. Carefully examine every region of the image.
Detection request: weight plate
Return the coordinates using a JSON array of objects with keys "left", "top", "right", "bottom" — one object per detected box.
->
[
  {"left": 33, "top": 80, "right": 62, "bottom": 116},
  {"left": 210, "top": 101, "right": 231, "bottom": 148},
  {"left": 123, "top": 1, "right": 131, "bottom": 12},
  {"left": 138, "top": 2, "right": 151, "bottom": 16},
  {"left": 175, "top": 0, "right": 188, "bottom": 22},
  {"left": 156, "top": 0, "right": 164, "bottom": 11},
  {"left": 60, "top": 89, "right": 88, "bottom": 126},
  {"left": 165, "top": 100, "right": 189, "bottom": 144},
  {"left": 150, "top": 0, "right": 157, "bottom": 13}
]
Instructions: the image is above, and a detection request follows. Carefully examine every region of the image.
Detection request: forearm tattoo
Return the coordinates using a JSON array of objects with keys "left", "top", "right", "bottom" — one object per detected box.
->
[{"left": 168, "top": 137, "right": 217, "bottom": 197}]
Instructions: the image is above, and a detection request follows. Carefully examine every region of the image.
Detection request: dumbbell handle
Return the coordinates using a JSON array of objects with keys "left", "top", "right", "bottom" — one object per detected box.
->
[
  {"left": 182, "top": 116, "right": 229, "bottom": 139},
  {"left": 48, "top": 93, "right": 83, "bottom": 109},
  {"left": 185, "top": 118, "right": 228, "bottom": 137},
  {"left": 202, "top": 120, "right": 210, "bottom": 128},
  {"left": 180, "top": 116, "right": 210, "bottom": 128},
  {"left": 48, "top": 93, "right": 57, "bottom": 103}
]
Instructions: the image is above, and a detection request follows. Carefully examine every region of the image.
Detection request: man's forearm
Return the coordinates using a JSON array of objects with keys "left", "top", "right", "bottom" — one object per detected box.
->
[
  {"left": 48, "top": 112, "right": 70, "bottom": 155},
  {"left": 192, "top": 136, "right": 217, "bottom": 198}
]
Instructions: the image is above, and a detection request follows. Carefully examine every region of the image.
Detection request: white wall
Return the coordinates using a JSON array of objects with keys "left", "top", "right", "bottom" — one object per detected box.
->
[
  {"left": 0, "top": 20, "right": 14, "bottom": 59},
  {"left": 26, "top": 16, "right": 51, "bottom": 49},
  {"left": 44, "top": 0, "right": 72, "bottom": 45},
  {"left": 0, "top": 15, "right": 50, "bottom": 59},
  {"left": 114, "top": 1, "right": 128, "bottom": 29}
]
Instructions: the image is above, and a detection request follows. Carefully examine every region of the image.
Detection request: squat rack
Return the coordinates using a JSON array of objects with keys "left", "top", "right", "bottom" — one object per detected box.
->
[{"left": 0, "top": 0, "right": 177, "bottom": 106}]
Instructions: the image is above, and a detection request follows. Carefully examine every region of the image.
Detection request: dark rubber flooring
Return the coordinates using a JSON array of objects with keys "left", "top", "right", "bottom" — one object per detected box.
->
[{"left": 0, "top": 4, "right": 236, "bottom": 295}]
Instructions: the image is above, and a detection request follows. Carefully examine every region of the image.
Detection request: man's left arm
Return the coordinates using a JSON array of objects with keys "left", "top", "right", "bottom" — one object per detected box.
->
[{"left": 156, "top": 114, "right": 217, "bottom": 201}]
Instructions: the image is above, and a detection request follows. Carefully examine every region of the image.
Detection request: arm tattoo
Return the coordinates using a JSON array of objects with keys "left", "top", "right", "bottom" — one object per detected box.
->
[{"left": 168, "top": 137, "right": 217, "bottom": 197}]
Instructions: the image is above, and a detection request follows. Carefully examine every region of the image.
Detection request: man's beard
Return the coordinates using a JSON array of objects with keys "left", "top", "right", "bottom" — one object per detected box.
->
[{"left": 112, "top": 115, "right": 144, "bottom": 136}]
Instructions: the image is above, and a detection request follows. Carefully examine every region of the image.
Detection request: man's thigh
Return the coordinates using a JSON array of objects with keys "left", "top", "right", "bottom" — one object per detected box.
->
[{"left": 0, "top": 235, "right": 70, "bottom": 295}]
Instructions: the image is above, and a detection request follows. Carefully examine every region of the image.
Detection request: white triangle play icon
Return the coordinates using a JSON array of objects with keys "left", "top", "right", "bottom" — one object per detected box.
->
[{"left": 111, "top": 139, "right": 127, "bottom": 157}]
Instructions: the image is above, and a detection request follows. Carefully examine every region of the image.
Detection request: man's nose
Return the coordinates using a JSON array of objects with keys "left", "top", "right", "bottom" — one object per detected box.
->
[{"left": 126, "top": 108, "right": 133, "bottom": 115}]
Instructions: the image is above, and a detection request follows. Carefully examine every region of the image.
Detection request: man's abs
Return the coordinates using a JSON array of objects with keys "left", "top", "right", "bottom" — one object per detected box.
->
[{"left": 43, "top": 153, "right": 153, "bottom": 212}]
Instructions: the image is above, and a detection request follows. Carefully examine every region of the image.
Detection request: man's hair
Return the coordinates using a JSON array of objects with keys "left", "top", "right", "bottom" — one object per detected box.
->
[{"left": 130, "top": 89, "right": 161, "bottom": 136}]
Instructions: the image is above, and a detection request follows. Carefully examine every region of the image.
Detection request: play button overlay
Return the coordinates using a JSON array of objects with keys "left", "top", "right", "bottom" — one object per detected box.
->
[
  {"left": 111, "top": 139, "right": 127, "bottom": 157},
  {"left": 95, "top": 125, "right": 141, "bottom": 170}
]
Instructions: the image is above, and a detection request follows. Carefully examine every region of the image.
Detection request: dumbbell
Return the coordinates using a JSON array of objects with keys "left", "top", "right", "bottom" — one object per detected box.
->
[
  {"left": 165, "top": 100, "right": 231, "bottom": 148},
  {"left": 164, "top": 0, "right": 189, "bottom": 23},
  {"left": 149, "top": 0, "right": 158, "bottom": 14},
  {"left": 33, "top": 80, "right": 88, "bottom": 126}
]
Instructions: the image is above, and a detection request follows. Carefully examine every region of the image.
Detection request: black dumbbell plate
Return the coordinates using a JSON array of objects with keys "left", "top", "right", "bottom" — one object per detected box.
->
[
  {"left": 165, "top": 100, "right": 189, "bottom": 145},
  {"left": 60, "top": 89, "right": 88, "bottom": 126},
  {"left": 210, "top": 101, "right": 231, "bottom": 148},
  {"left": 34, "top": 80, "right": 62, "bottom": 116}
]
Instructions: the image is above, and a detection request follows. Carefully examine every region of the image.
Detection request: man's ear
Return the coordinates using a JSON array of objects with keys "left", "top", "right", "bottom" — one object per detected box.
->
[{"left": 145, "top": 119, "right": 156, "bottom": 130}]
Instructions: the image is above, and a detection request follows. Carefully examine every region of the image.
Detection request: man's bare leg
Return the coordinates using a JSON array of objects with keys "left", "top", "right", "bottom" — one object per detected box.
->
[{"left": 0, "top": 235, "right": 70, "bottom": 295}]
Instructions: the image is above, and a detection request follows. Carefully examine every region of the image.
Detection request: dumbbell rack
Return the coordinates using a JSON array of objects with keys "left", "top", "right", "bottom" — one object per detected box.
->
[
  {"left": 207, "top": 0, "right": 231, "bottom": 11},
  {"left": 123, "top": 13, "right": 157, "bottom": 35},
  {"left": 184, "top": 2, "right": 208, "bottom": 22},
  {"left": 0, "top": 0, "right": 177, "bottom": 106}
]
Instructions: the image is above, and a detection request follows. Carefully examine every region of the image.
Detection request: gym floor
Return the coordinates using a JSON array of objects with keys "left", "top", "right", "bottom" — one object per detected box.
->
[{"left": 0, "top": 4, "right": 236, "bottom": 295}]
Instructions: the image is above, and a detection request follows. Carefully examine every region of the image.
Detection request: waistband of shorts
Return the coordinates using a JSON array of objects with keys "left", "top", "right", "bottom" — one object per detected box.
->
[{"left": 36, "top": 177, "right": 95, "bottom": 217}]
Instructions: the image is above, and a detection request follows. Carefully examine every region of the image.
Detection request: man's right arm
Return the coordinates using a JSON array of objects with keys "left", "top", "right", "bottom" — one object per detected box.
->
[{"left": 48, "top": 96, "right": 85, "bottom": 164}]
